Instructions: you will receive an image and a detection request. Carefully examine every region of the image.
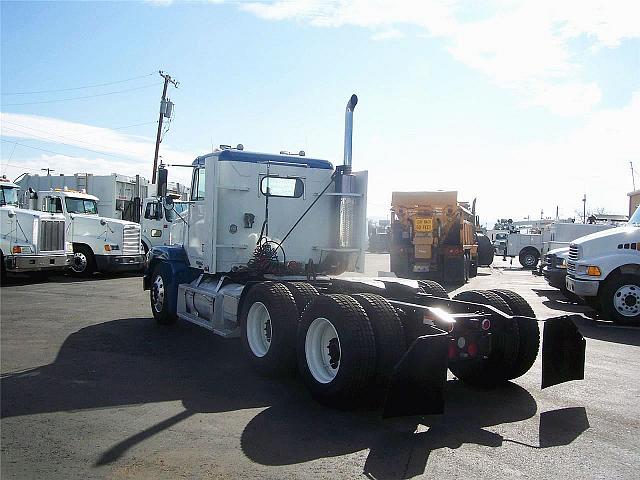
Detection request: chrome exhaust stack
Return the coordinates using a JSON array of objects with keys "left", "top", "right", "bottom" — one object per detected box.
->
[
  {"left": 343, "top": 94, "right": 358, "bottom": 168},
  {"left": 334, "top": 94, "right": 358, "bottom": 252}
]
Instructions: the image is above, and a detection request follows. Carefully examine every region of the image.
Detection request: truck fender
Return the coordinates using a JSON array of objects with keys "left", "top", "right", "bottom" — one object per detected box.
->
[{"left": 144, "top": 245, "right": 199, "bottom": 317}]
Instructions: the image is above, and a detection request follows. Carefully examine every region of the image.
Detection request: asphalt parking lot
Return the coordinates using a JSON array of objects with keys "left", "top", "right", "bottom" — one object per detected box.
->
[{"left": 1, "top": 255, "right": 639, "bottom": 479}]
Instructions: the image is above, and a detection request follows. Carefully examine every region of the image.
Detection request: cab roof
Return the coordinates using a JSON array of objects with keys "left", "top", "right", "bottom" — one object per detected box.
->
[
  {"left": 193, "top": 149, "right": 334, "bottom": 170},
  {"left": 45, "top": 189, "right": 99, "bottom": 201}
]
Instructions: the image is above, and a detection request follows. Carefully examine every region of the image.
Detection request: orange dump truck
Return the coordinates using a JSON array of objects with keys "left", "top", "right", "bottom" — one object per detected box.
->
[{"left": 390, "top": 191, "right": 478, "bottom": 284}]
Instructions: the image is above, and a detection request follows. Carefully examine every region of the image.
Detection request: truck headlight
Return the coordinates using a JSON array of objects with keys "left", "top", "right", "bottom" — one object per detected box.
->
[
  {"left": 104, "top": 244, "right": 120, "bottom": 252},
  {"left": 557, "top": 258, "right": 567, "bottom": 269},
  {"left": 65, "top": 242, "right": 73, "bottom": 254},
  {"left": 576, "top": 264, "right": 601, "bottom": 276}
]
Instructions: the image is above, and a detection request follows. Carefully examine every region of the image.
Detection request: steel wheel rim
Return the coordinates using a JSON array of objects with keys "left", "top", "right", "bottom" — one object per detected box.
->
[
  {"left": 305, "top": 317, "right": 341, "bottom": 384},
  {"left": 152, "top": 274, "right": 165, "bottom": 313},
  {"left": 523, "top": 254, "right": 535, "bottom": 267},
  {"left": 247, "top": 302, "right": 272, "bottom": 357},
  {"left": 71, "top": 252, "right": 87, "bottom": 273},
  {"left": 614, "top": 284, "right": 640, "bottom": 317}
]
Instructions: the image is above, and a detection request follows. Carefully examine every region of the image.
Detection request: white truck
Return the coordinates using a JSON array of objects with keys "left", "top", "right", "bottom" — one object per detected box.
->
[
  {"left": 499, "top": 222, "right": 620, "bottom": 269},
  {"left": 24, "top": 188, "right": 144, "bottom": 276},
  {"left": 17, "top": 172, "right": 149, "bottom": 222},
  {"left": 143, "top": 95, "right": 586, "bottom": 417},
  {"left": 0, "top": 178, "right": 70, "bottom": 278},
  {"left": 566, "top": 206, "right": 640, "bottom": 325},
  {"left": 140, "top": 196, "right": 189, "bottom": 254}
]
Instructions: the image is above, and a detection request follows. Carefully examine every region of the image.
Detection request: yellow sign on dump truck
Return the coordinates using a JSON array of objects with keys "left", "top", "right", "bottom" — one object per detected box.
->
[{"left": 390, "top": 190, "right": 479, "bottom": 284}]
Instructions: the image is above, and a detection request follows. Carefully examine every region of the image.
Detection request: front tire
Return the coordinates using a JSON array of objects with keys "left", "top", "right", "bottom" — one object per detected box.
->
[
  {"left": 150, "top": 266, "right": 177, "bottom": 325},
  {"left": 600, "top": 274, "right": 640, "bottom": 325},
  {"left": 70, "top": 245, "right": 96, "bottom": 277},
  {"left": 297, "top": 294, "right": 376, "bottom": 409},
  {"left": 240, "top": 282, "right": 299, "bottom": 376}
]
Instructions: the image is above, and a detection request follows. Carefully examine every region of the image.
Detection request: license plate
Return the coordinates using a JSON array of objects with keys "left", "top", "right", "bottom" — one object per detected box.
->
[
  {"left": 415, "top": 217, "right": 433, "bottom": 232},
  {"left": 413, "top": 264, "right": 430, "bottom": 273}
]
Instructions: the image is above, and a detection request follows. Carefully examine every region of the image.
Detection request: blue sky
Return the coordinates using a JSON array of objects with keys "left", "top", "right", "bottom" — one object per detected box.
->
[{"left": 1, "top": 0, "right": 639, "bottom": 225}]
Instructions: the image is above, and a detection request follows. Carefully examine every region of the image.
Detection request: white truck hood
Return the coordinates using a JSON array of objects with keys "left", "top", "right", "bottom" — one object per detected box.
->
[{"left": 571, "top": 225, "right": 639, "bottom": 258}]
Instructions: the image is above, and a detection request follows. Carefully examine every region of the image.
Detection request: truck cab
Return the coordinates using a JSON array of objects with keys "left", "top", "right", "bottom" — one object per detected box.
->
[
  {"left": 140, "top": 197, "right": 189, "bottom": 254},
  {"left": 33, "top": 189, "right": 144, "bottom": 275},
  {"left": 566, "top": 205, "right": 640, "bottom": 325},
  {"left": 1, "top": 178, "right": 71, "bottom": 278}
]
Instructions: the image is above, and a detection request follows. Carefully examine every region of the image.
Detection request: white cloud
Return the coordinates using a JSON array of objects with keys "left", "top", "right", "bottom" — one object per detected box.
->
[
  {"left": 370, "top": 28, "right": 404, "bottom": 41},
  {"left": 0, "top": 112, "right": 195, "bottom": 185},
  {"left": 361, "top": 89, "right": 640, "bottom": 223},
  {"left": 237, "top": 0, "right": 640, "bottom": 116}
]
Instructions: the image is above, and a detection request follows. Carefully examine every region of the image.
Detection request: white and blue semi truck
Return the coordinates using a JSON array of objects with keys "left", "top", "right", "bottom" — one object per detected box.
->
[{"left": 144, "top": 95, "right": 586, "bottom": 417}]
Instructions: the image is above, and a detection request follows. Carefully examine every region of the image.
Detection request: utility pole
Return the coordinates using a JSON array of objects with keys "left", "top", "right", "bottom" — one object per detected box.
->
[
  {"left": 631, "top": 161, "right": 636, "bottom": 191},
  {"left": 582, "top": 194, "right": 587, "bottom": 224},
  {"left": 152, "top": 70, "right": 179, "bottom": 184},
  {"left": 41, "top": 168, "right": 54, "bottom": 176}
]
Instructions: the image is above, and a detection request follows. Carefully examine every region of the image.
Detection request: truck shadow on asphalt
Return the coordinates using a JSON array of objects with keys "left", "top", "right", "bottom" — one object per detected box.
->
[
  {"left": 533, "top": 288, "right": 640, "bottom": 346},
  {"left": 0, "top": 317, "right": 589, "bottom": 478}
]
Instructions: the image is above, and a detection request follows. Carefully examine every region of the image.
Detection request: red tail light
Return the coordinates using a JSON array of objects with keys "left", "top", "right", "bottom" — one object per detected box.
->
[
  {"left": 467, "top": 342, "right": 478, "bottom": 357},
  {"left": 448, "top": 342, "right": 457, "bottom": 359}
]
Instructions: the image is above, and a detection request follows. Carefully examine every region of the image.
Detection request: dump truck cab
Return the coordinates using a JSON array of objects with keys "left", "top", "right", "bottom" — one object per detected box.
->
[{"left": 389, "top": 191, "right": 479, "bottom": 283}]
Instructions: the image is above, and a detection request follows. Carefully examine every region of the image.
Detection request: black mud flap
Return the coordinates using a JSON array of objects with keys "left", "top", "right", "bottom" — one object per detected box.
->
[
  {"left": 382, "top": 333, "right": 448, "bottom": 418},
  {"left": 541, "top": 315, "right": 586, "bottom": 389}
]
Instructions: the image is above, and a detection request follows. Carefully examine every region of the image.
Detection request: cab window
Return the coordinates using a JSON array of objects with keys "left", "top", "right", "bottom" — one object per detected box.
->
[
  {"left": 260, "top": 176, "right": 304, "bottom": 198},
  {"left": 144, "top": 201, "right": 161, "bottom": 220},
  {"left": 44, "top": 196, "right": 63, "bottom": 213},
  {"left": 191, "top": 167, "right": 206, "bottom": 201}
]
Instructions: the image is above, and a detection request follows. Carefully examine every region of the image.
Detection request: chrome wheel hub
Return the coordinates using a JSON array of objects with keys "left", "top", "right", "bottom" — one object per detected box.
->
[
  {"left": 614, "top": 284, "right": 640, "bottom": 317},
  {"left": 152, "top": 274, "right": 165, "bottom": 313}
]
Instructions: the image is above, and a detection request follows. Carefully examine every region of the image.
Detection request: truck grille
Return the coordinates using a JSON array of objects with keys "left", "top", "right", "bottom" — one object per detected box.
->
[
  {"left": 567, "top": 261, "right": 576, "bottom": 273},
  {"left": 39, "top": 220, "right": 65, "bottom": 252},
  {"left": 569, "top": 244, "right": 580, "bottom": 261},
  {"left": 123, "top": 225, "right": 141, "bottom": 255}
]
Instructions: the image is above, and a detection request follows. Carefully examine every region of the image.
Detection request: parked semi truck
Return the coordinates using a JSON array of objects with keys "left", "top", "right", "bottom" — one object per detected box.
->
[
  {"left": 389, "top": 191, "right": 481, "bottom": 283},
  {"left": 0, "top": 177, "right": 70, "bottom": 278},
  {"left": 22, "top": 188, "right": 144, "bottom": 276},
  {"left": 17, "top": 172, "right": 149, "bottom": 222},
  {"left": 144, "top": 95, "right": 585, "bottom": 417},
  {"left": 566, "top": 206, "right": 640, "bottom": 325}
]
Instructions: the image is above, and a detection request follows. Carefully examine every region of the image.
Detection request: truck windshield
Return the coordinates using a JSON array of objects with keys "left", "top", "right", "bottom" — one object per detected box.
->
[
  {"left": 165, "top": 202, "right": 188, "bottom": 222},
  {"left": 0, "top": 186, "right": 19, "bottom": 206},
  {"left": 65, "top": 197, "right": 98, "bottom": 214},
  {"left": 629, "top": 206, "right": 640, "bottom": 226}
]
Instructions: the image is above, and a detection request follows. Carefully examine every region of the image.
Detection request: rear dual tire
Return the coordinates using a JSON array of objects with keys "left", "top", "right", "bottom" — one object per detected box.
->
[{"left": 449, "top": 289, "right": 539, "bottom": 386}]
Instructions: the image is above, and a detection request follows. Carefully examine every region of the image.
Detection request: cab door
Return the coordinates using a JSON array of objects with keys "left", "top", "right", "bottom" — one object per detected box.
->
[
  {"left": 142, "top": 200, "right": 164, "bottom": 247},
  {"left": 185, "top": 165, "right": 210, "bottom": 270}
]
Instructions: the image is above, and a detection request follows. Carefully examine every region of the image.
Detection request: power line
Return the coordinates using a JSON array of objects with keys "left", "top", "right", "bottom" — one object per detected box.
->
[
  {"left": 2, "top": 82, "right": 162, "bottom": 106},
  {"left": 1, "top": 139, "right": 81, "bottom": 158},
  {"left": 1, "top": 121, "right": 150, "bottom": 158},
  {"left": 1, "top": 73, "right": 155, "bottom": 95},
  {"left": 1, "top": 126, "right": 139, "bottom": 159}
]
